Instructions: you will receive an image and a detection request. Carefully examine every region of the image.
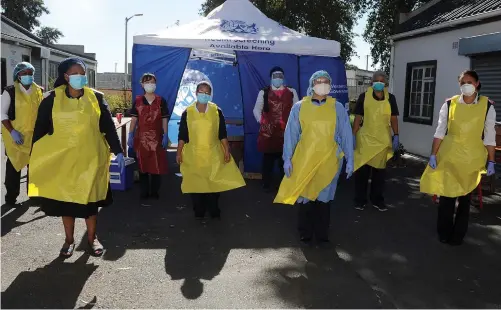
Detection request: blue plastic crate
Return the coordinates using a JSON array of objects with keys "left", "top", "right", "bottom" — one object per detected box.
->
[{"left": 110, "top": 157, "right": 135, "bottom": 191}]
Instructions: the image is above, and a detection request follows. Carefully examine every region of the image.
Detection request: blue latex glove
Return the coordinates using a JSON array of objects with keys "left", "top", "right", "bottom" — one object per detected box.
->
[
  {"left": 162, "top": 133, "right": 169, "bottom": 149},
  {"left": 127, "top": 132, "right": 134, "bottom": 149},
  {"left": 392, "top": 135, "right": 399, "bottom": 152},
  {"left": 353, "top": 134, "right": 356, "bottom": 150},
  {"left": 487, "top": 161, "right": 496, "bottom": 176},
  {"left": 429, "top": 155, "right": 437, "bottom": 169},
  {"left": 345, "top": 158, "right": 354, "bottom": 179},
  {"left": 10, "top": 129, "right": 24, "bottom": 145},
  {"left": 284, "top": 159, "right": 292, "bottom": 178},
  {"left": 116, "top": 153, "right": 125, "bottom": 174}
]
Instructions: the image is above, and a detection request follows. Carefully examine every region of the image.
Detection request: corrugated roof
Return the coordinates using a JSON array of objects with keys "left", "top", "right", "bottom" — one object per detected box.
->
[
  {"left": 1, "top": 15, "right": 96, "bottom": 61},
  {"left": 396, "top": 0, "right": 501, "bottom": 34},
  {"left": 1, "top": 16, "right": 42, "bottom": 46}
]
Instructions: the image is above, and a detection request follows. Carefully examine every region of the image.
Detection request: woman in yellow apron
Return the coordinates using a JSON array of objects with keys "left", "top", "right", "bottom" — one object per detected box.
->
[
  {"left": 420, "top": 70, "right": 496, "bottom": 246},
  {"left": 1, "top": 62, "right": 44, "bottom": 206},
  {"left": 352, "top": 71, "right": 400, "bottom": 212},
  {"left": 177, "top": 81, "right": 245, "bottom": 221},
  {"left": 274, "top": 71, "right": 354, "bottom": 246},
  {"left": 29, "top": 58, "right": 125, "bottom": 257}
]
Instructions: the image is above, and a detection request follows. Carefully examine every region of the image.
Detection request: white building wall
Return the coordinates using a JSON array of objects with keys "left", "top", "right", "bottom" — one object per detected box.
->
[
  {"left": 391, "top": 20, "right": 501, "bottom": 157},
  {"left": 49, "top": 52, "right": 97, "bottom": 72},
  {"left": 1, "top": 42, "right": 32, "bottom": 85}
]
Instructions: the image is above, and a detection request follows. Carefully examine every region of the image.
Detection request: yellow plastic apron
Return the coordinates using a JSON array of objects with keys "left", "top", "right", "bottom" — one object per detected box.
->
[
  {"left": 28, "top": 86, "right": 110, "bottom": 204},
  {"left": 1, "top": 82, "right": 43, "bottom": 171},
  {"left": 354, "top": 87, "right": 393, "bottom": 171},
  {"left": 420, "top": 95, "right": 488, "bottom": 197},
  {"left": 180, "top": 102, "right": 245, "bottom": 193},
  {"left": 274, "top": 96, "right": 342, "bottom": 205}
]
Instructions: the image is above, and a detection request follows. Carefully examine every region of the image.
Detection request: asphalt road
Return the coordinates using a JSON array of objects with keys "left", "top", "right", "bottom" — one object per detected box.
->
[{"left": 1, "top": 147, "right": 501, "bottom": 309}]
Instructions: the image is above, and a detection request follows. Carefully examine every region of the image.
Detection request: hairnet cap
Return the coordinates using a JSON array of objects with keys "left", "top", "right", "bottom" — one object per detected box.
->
[
  {"left": 196, "top": 80, "right": 214, "bottom": 99},
  {"left": 140, "top": 72, "right": 156, "bottom": 83},
  {"left": 307, "top": 70, "right": 332, "bottom": 96},
  {"left": 13, "top": 62, "right": 35, "bottom": 82},
  {"left": 270, "top": 66, "right": 284, "bottom": 77},
  {"left": 53, "top": 57, "right": 87, "bottom": 88}
]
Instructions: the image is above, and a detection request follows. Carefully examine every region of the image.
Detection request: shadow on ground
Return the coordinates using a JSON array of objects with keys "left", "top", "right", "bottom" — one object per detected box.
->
[
  {"left": 2, "top": 154, "right": 501, "bottom": 308},
  {"left": 1, "top": 254, "right": 98, "bottom": 309}
]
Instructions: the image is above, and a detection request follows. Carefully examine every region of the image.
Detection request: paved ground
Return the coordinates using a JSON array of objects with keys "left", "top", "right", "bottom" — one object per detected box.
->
[{"left": 1, "top": 146, "right": 501, "bottom": 309}]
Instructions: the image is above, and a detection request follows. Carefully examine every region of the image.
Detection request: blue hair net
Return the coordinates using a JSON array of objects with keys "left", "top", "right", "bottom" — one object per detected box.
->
[
  {"left": 307, "top": 70, "right": 332, "bottom": 96},
  {"left": 53, "top": 57, "right": 87, "bottom": 88},
  {"left": 13, "top": 62, "right": 35, "bottom": 82}
]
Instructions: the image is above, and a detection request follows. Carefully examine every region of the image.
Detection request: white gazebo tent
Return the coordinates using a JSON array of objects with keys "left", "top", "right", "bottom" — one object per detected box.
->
[{"left": 132, "top": 0, "right": 348, "bottom": 173}]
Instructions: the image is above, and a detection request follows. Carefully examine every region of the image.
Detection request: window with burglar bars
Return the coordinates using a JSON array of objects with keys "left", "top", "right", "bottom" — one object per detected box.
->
[{"left": 404, "top": 60, "right": 437, "bottom": 125}]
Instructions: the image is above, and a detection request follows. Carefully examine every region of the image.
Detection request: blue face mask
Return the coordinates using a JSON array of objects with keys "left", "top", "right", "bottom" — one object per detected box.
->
[
  {"left": 19, "top": 75, "right": 34, "bottom": 86},
  {"left": 271, "top": 78, "right": 284, "bottom": 88},
  {"left": 68, "top": 74, "right": 88, "bottom": 90},
  {"left": 197, "top": 93, "right": 211, "bottom": 104},
  {"left": 372, "top": 82, "right": 385, "bottom": 92}
]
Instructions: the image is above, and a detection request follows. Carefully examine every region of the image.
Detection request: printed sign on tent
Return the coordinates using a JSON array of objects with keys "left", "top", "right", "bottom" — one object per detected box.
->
[{"left": 173, "top": 69, "right": 211, "bottom": 117}]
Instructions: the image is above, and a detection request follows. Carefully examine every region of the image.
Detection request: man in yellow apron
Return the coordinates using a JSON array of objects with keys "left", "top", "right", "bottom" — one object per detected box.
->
[
  {"left": 274, "top": 71, "right": 354, "bottom": 246},
  {"left": 1, "top": 62, "right": 44, "bottom": 206},
  {"left": 420, "top": 70, "right": 496, "bottom": 246},
  {"left": 352, "top": 71, "right": 400, "bottom": 212},
  {"left": 177, "top": 81, "right": 245, "bottom": 221}
]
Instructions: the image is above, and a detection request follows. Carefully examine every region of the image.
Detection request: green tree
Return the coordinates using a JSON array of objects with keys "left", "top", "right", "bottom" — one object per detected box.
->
[
  {"left": 36, "top": 26, "right": 63, "bottom": 44},
  {"left": 200, "top": 0, "right": 365, "bottom": 63},
  {"left": 355, "top": 0, "right": 433, "bottom": 74},
  {"left": 1, "top": 0, "right": 49, "bottom": 31}
]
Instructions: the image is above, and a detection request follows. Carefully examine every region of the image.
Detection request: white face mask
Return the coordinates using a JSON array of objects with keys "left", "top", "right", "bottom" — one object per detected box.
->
[
  {"left": 460, "top": 84, "right": 476, "bottom": 96},
  {"left": 144, "top": 83, "right": 156, "bottom": 93},
  {"left": 313, "top": 83, "right": 331, "bottom": 96}
]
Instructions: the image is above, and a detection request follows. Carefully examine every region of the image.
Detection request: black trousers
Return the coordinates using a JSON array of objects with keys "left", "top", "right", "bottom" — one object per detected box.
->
[
  {"left": 4, "top": 158, "right": 24, "bottom": 204},
  {"left": 262, "top": 152, "right": 284, "bottom": 188},
  {"left": 191, "top": 193, "right": 220, "bottom": 218},
  {"left": 437, "top": 194, "right": 471, "bottom": 243},
  {"left": 297, "top": 201, "right": 330, "bottom": 241},
  {"left": 139, "top": 173, "right": 161, "bottom": 196},
  {"left": 354, "top": 164, "right": 386, "bottom": 206}
]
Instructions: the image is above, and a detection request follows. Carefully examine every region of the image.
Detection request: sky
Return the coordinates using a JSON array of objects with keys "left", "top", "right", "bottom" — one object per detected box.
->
[{"left": 39, "top": 0, "right": 376, "bottom": 73}]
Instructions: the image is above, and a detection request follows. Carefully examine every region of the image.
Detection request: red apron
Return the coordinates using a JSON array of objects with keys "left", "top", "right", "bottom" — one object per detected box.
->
[
  {"left": 133, "top": 95, "right": 168, "bottom": 174},
  {"left": 257, "top": 87, "right": 293, "bottom": 153}
]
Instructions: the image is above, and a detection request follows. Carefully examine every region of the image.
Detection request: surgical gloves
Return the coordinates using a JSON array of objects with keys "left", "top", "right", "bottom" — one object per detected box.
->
[
  {"left": 392, "top": 135, "right": 399, "bottom": 152},
  {"left": 429, "top": 155, "right": 437, "bottom": 169},
  {"left": 345, "top": 159, "right": 354, "bottom": 179},
  {"left": 127, "top": 132, "right": 134, "bottom": 148},
  {"left": 162, "top": 133, "right": 169, "bottom": 149},
  {"left": 10, "top": 129, "right": 24, "bottom": 145},
  {"left": 284, "top": 159, "right": 292, "bottom": 178},
  {"left": 487, "top": 161, "right": 496, "bottom": 176},
  {"left": 116, "top": 153, "right": 125, "bottom": 173}
]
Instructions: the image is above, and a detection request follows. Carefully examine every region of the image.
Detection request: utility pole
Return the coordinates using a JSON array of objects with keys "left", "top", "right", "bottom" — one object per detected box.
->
[
  {"left": 366, "top": 55, "right": 369, "bottom": 71},
  {"left": 125, "top": 14, "right": 143, "bottom": 106}
]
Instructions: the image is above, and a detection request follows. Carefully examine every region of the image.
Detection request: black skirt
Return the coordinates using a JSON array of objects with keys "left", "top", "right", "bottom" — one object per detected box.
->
[{"left": 32, "top": 184, "right": 113, "bottom": 219}]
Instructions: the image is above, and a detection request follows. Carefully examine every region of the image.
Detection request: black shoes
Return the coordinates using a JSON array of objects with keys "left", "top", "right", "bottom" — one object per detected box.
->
[
  {"left": 373, "top": 204, "right": 388, "bottom": 212},
  {"left": 354, "top": 204, "right": 366, "bottom": 211}
]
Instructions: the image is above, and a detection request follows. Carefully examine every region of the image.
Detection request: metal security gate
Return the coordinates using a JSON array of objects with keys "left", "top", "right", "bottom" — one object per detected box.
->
[
  {"left": 32, "top": 56, "right": 42, "bottom": 85},
  {"left": 472, "top": 53, "right": 501, "bottom": 121}
]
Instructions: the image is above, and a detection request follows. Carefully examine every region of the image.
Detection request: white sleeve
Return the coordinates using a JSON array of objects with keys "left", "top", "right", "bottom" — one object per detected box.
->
[
  {"left": 290, "top": 88, "right": 299, "bottom": 104},
  {"left": 433, "top": 102, "right": 449, "bottom": 139},
  {"left": 483, "top": 104, "right": 497, "bottom": 146},
  {"left": 42, "top": 91, "right": 52, "bottom": 99},
  {"left": 1, "top": 90, "right": 11, "bottom": 121},
  {"left": 253, "top": 90, "right": 264, "bottom": 123}
]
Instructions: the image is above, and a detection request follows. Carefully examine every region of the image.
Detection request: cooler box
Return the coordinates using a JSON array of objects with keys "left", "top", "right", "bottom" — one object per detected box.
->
[{"left": 110, "top": 156, "right": 135, "bottom": 191}]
